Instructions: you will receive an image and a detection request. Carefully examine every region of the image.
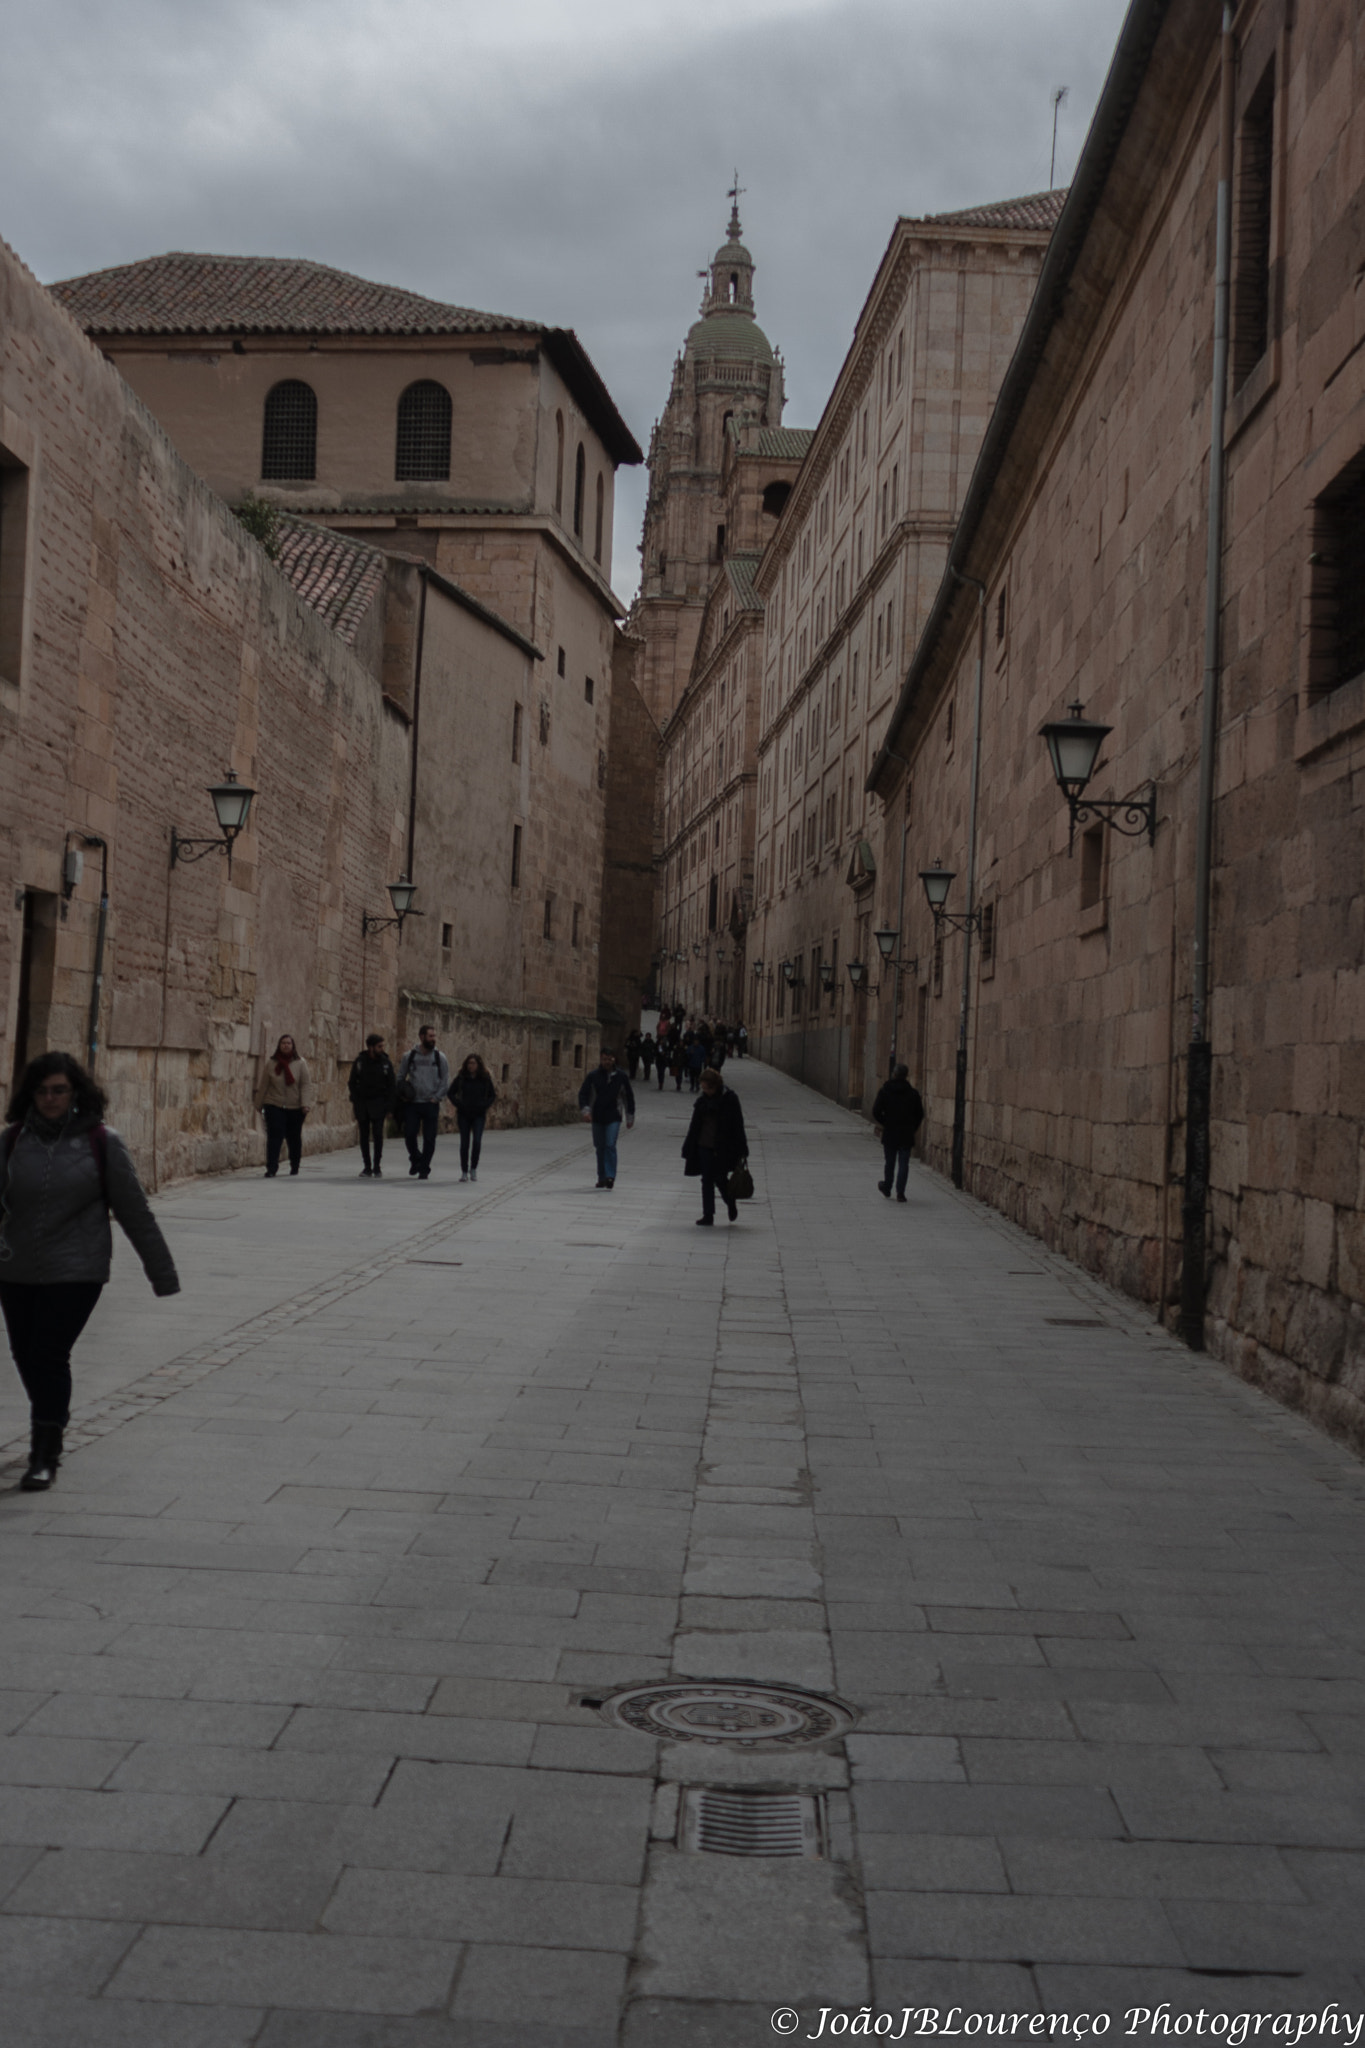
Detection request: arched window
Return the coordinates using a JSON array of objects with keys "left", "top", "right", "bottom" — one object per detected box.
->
[
  {"left": 729, "top": 272, "right": 739, "bottom": 303},
  {"left": 395, "top": 381, "right": 452, "bottom": 481},
  {"left": 762, "top": 480, "right": 791, "bottom": 519},
  {"left": 554, "top": 411, "right": 565, "bottom": 513},
  {"left": 573, "top": 443, "right": 586, "bottom": 538},
  {"left": 261, "top": 381, "right": 317, "bottom": 481},
  {"left": 593, "top": 473, "right": 604, "bottom": 563}
]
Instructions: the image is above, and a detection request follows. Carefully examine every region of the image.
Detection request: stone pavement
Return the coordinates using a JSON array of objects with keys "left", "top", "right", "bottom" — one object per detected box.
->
[{"left": 1, "top": 1059, "right": 1363, "bottom": 2047}]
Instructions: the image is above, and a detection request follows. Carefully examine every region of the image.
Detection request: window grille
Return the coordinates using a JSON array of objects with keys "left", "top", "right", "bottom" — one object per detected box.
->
[
  {"left": 395, "top": 382, "right": 452, "bottom": 481},
  {"left": 261, "top": 381, "right": 317, "bottom": 481}
]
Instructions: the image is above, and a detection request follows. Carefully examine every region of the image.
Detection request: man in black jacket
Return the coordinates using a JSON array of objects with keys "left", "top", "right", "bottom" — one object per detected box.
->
[
  {"left": 577, "top": 1050, "right": 635, "bottom": 1189},
  {"left": 871, "top": 1063, "right": 924, "bottom": 1203},
  {"left": 682, "top": 1068, "right": 748, "bottom": 1225},
  {"left": 348, "top": 1034, "right": 397, "bottom": 1178}
]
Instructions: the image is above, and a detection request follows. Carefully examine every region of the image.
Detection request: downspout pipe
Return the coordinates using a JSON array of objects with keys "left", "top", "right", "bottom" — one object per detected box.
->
[
  {"left": 406, "top": 568, "right": 430, "bottom": 883},
  {"left": 950, "top": 570, "right": 988, "bottom": 1191},
  {"left": 83, "top": 836, "right": 109, "bottom": 1075},
  {"left": 885, "top": 746, "right": 914, "bottom": 1075},
  {"left": 1180, "top": 3, "right": 1235, "bottom": 1348}
]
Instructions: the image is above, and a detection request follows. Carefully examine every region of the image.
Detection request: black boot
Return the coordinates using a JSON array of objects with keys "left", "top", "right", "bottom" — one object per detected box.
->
[{"left": 21, "top": 1423, "right": 62, "bottom": 1493}]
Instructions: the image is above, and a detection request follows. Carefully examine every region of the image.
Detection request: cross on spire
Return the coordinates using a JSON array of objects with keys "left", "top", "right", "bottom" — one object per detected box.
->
[{"left": 727, "top": 172, "right": 745, "bottom": 236}]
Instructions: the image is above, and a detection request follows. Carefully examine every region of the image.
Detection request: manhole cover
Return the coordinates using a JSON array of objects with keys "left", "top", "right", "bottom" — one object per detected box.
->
[
  {"left": 680, "top": 1786, "right": 822, "bottom": 1857},
  {"left": 592, "top": 1681, "right": 856, "bottom": 1746}
]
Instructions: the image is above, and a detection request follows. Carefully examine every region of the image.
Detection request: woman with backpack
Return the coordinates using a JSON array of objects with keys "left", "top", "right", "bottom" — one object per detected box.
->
[
  {"left": 447, "top": 1053, "right": 497, "bottom": 1183},
  {"left": 0, "top": 1053, "right": 179, "bottom": 1491}
]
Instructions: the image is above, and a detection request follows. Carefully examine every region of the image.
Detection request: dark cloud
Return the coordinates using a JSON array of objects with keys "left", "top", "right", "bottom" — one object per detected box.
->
[{"left": 2, "top": 0, "right": 1131, "bottom": 597}]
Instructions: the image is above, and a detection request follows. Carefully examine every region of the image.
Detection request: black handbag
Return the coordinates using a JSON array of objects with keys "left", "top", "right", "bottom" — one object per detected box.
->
[{"left": 722, "top": 1161, "right": 754, "bottom": 1202}]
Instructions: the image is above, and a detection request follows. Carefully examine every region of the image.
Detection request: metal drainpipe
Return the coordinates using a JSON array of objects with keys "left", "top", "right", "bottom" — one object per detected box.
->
[
  {"left": 1181, "top": 4, "right": 1236, "bottom": 1349},
  {"left": 406, "top": 570, "right": 429, "bottom": 883},
  {"left": 885, "top": 748, "right": 914, "bottom": 1075},
  {"left": 83, "top": 836, "right": 109, "bottom": 1074},
  {"left": 950, "top": 571, "right": 988, "bottom": 1190}
]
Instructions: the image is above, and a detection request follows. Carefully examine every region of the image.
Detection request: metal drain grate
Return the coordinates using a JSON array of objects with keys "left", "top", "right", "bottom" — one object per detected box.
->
[
  {"left": 593, "top": 1680, "right": 856, "bottom": 1747},
  {"left": 1045, "top": 1317, "right": 1107, "bottom": 1327},
  {"left": 680, "top": 1787, "right": 822, "bottom": 1858}
]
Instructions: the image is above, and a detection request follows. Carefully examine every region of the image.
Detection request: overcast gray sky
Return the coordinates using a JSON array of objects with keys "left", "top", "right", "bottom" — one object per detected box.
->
[{"left": 3, "top": 0, "right": 1131, "bottom": 601}]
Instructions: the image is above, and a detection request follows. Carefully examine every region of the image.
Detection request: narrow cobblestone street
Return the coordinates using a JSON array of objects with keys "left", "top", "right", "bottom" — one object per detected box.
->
[{"left": 1, "top": 1060, "right": 1363, "bottom": 2045}]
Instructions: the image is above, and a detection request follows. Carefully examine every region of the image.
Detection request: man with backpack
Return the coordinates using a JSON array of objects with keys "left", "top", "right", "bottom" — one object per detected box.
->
[
  {"left": 872, "top": 1062, "right": 925, "bottom": 1203},
  {"left": 397, "top": 1025, "right": 450, "bottom": 1180}
]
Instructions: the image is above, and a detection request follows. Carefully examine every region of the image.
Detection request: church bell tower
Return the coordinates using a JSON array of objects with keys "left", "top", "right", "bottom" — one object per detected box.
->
[{"left": 632, "top": 188, "right": 785, "bottom": 727}]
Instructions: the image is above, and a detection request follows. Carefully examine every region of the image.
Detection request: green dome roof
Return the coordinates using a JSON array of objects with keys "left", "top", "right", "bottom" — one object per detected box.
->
[{"left": 686, "top": 310, "right": 773, "bottom": 363}]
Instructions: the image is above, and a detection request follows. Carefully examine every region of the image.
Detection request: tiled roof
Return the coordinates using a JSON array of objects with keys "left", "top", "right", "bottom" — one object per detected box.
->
[
  {"left": 48, "top": 253, "right": 534, "bottom": 337},
  {"left": 725, "top": 554, "right": 764, "bottom": 611},
  {"left": 750, "top": 427, "right": 815, "bottom": 461},
  {"left": 274, "top": 519, "right": 387, "bottom": 644},
  {"left": 915, "top": 190, "right": 1068, "bottom": 233}
]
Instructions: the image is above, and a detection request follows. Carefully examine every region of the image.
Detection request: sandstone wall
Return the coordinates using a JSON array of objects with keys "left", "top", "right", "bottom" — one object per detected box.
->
[{"left": 0, "top": 237, "right": 411, "bottom": 1184}]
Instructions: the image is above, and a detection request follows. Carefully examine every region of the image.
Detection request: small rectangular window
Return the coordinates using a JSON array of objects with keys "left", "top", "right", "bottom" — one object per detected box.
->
[
  {"left": 573, "top": 1043, "right": 583, "bottom": 1068},
  {"left": 551, "top": 1039, "right": 561, "bottom": 1066},
  {"left": 572, "top": 902, "right": 582, "bottom": 946},
  {"left": 0, "top": 446, "right": 31, "bottom": 691},
  {"left": 1080, "top": 825, "right": 1105, "bottom": 912},
  {"left": 1233, "top": 62, "right": 1275, "bottom": 392},
  {"left": 512, "top": 703, "right": 522, "bottom": 762},
  {"left": 543, "top": 895, "right": 555, "bottom": 940},
  {"left": 979, "top": 902, "right": 995, "bottom": 966},
  {"left": 584, "top": 675, "right": 595, "bottom": 705},
  {"left": 510, "top": 824, "right": 522, "bottom": 889},
  {"left": 1307, "top": 459, "right": 1365, "bottom": 698},
  {"left": 557, "top": 646, "right": 566, "bottom": 677},
  {"left": 441, "top": 923, "right": 453, "bottom": 950},
  {"left": 500, "top": 1063, "right": 509, "bottom": 1082}
]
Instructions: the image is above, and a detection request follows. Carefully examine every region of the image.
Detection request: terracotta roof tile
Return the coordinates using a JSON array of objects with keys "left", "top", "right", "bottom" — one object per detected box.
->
[
  {"left": 750, "top": 426, "right": 816, "bottom": 461},
  {"left": 48, "top": 252, "right": 535, "bottom": 337},
  {"left": 914, "top": 189, "right": 1068, "bottom": 233},
  {"left": 725, "top": 554, "right": 765, "bottom": 611},
  {"left": 274, "top": 519, "right": 387, "bottom": 644}
]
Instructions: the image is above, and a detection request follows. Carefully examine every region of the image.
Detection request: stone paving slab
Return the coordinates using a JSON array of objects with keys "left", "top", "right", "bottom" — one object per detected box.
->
[{"left": 1, "top": 1059, "right": 1363, "bottom": 2041}]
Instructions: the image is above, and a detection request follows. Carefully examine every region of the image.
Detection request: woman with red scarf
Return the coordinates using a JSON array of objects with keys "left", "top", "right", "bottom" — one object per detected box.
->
[{"left": 252, "top": 1034, "right": 314, "bottom": 1177}]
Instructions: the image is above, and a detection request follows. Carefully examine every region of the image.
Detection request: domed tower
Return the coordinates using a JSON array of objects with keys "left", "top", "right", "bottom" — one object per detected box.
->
[{"left": 633, "top": 191, "right": 785, "bottom": 726}]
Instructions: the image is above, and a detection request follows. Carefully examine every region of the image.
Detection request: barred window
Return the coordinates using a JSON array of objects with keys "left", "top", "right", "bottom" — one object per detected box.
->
[
  {"left": 395, "top": 381, "right": 452, "bottom": 482},
  {"left": 261, "top": 381, "right": 317, "bottom": 481}
]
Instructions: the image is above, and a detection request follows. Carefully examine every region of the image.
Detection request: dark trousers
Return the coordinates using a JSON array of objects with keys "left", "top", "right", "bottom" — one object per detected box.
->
[
  {"left": 404, "top": 1101, "right": 440, "bottom": 1171},
  {"left": 0, "top": 1281, "right": 103, "bottom": 1428},
  {"left": 882, "top": 1139, "right": 912, "bottom": 1197},
  {"left": 264, "top": 1105, "right": 304, "bottom": 1175},
  {"left": 698, "top": 1146, "right": 734, "bottom": 1222},
  {"left": 457, "top": 1112, "right": 486, "bottom": 1173},
  {"left": 357, "top": 1111, "right": 387, "bottom": 1171}
]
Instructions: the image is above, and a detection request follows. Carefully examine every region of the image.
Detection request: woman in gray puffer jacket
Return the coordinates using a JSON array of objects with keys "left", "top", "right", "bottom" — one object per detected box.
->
[{"left": 0, "top": 1053, "right": 179, "bottom": 1492}]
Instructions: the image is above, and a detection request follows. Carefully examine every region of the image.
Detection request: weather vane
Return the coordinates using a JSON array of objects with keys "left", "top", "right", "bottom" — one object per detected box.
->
[{"left": 728, "top": 171, "right": 746, "bottom": 211}]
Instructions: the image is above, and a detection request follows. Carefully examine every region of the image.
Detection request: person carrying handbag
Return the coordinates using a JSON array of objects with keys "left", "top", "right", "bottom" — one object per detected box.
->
[{"left": 681, "top": 1067, "right": 749, "bottom": 1226}]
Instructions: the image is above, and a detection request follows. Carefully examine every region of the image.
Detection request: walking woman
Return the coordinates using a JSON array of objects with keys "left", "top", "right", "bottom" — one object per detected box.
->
[
  {"left": 1, "top": 1053, "right": 179, "bottom": 1490},
  {"left": 447, "top": 1053, "right": 497, "bottom": 1183},
  {"left": 681, "top": 1066, "right": 748, "bottom": 1226},
  {"left": 253, "top": 1034, "right": 313, "bottom": 1177}
]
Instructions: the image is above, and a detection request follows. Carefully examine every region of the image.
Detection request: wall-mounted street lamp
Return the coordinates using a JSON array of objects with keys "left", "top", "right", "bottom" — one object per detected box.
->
[
  {"left": 1039, "top": 701, "right": 1157, "bottom": 852},
  {"left": 874, "top": 926, "right": 919, "bottom": 979},
  {"left": 846, "top": 959, "right": 869, "bottom": 992},
  {"left": 819, "top": 959, "right": 836, "bottom": 992},
  {"left": 752, "top": 958, "right": 765, "bottom": 980},
  {"left": 170, "top": 770, "right": 256, "bottom": 875},
  {"left": 362, "top": 875, "right": 421, "bottom": 938},
  {"left": 919, "top": 862, "right": 983, "bottom": 936},
  {"left": 780, "top": 958, "right": 799, "bottom": 987},
  {"left": 715, "top": 948, "right": 729, "bottom": 966}
]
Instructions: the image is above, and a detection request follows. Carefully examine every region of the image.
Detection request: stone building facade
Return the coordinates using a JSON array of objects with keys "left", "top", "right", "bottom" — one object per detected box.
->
[
  {"left": 866, "top": 0, "right": 1365, "bottom": 1447},
  {"left": 656, "top": 422, "right": 811, "bottom": 1024},
  {"left": 749, "top": 196, "right": 1061, "bottom": 1100},
  {"left": 50, "top": 251, "right": 650, "bottom": 1101},
  {"left": 631, "top": 202, "right": 788, "bottom": 730},
  {"left": 0, "top": 238, "right": 408, "bottom": 1182}
]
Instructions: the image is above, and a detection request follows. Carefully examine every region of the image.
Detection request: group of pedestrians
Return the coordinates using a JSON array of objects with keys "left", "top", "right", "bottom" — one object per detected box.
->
[
  {"left": 0, "top": 1022, "right": 920, "bottom": 1496},
  {"left": 633, "top": 1012, "right": 746, "bottom": 1095}
]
